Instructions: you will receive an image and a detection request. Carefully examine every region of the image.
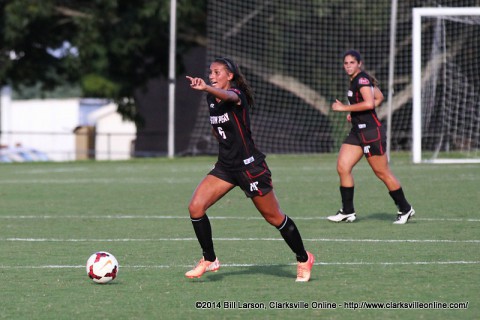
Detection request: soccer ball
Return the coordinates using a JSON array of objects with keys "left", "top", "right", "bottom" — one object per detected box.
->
[{"left": 86, "top": 251, "right": 119, "bottom": 284}]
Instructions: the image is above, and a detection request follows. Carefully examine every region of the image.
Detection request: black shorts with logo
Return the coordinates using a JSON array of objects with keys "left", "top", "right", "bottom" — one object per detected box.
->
[
  {"left": 343, "top": 126, "right": 387, "bottom": 158},
  {"left": 208, "top": 161, "right": 273, "bottom": 198}
]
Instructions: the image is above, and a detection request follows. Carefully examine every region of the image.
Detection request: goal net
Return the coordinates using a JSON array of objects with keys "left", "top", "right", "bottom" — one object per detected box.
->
[
  {"left": 186, "top": 0, "right": 395, "bottom": 156},
  {"left": 413, "top": 7, "right": 480, "bottom": 163},
  {"left": 184, "top": 1, "right": 479, "bottom": 162}
]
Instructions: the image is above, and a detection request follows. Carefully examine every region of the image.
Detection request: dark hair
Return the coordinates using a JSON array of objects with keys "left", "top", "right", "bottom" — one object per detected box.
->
[
  {"left": 343, "top": 49, "right": 362, "bottom": 62},
  {"left": 342, "top": 50, "right": 380, "bottom": 87},
  {"left": 214, "top": 57, "right": 238, "bottom": 76},
  {"left": 213, "top": 57, "right": 255, "bottom": 107}
]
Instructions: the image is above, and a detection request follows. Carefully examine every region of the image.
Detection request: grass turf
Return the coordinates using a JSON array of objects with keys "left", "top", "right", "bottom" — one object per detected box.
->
[{"left": 0, "top": 153, "right": 478, "bottom": 319}]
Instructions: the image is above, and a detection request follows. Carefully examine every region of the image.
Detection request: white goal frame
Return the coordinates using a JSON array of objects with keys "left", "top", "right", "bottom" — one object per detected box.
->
[{"left": 412, "top": 7, "right": 480, "bottom": 164}]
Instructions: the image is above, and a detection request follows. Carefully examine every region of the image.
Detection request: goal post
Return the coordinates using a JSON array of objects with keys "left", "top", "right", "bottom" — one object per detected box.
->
[{"left": 412, "top": 7, "right": 480, "bottom": 164}]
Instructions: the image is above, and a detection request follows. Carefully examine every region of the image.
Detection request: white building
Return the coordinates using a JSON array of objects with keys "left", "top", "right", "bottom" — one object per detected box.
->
[{"left": 0, "top": 87, "right": 136, "bottom": 162}]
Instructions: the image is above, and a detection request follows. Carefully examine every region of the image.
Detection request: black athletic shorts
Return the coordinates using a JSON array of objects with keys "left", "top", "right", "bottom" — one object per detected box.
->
[
  {"left": 343, "top": 126, "right": 387, "bottom": 158},
  {"left": 208, "top": 161, "right": 273, "bottom": 198}
]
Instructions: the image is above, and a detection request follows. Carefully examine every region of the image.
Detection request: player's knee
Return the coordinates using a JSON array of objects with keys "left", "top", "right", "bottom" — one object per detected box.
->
[
  {"left": 261, "top": 210, "right": 284, "bottom": 227},
  {"left": 188, "top": 200, "right": 205, "bottom": 218},
  {"left": 373, "top": 168, "right": 390, "bottom": 181},
  {"left": 337, "top": 162, "right": 351, "bottom": 176}
]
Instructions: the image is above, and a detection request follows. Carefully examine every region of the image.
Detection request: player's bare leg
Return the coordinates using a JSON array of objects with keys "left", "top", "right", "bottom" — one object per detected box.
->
[
  {"left": 252, "top": 191, "right": 314, "bottom": 282},
  {"left": 186, "top": 175, "right": 234, "bottom": 278},
  {"left": 328, "top": 144, "right": 362, "bottom": 222}
]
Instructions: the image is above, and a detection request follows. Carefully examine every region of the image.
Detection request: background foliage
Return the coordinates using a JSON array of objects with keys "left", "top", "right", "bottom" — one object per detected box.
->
[{"left": 0, "top": 0, "right": 206, "bottom": 124}]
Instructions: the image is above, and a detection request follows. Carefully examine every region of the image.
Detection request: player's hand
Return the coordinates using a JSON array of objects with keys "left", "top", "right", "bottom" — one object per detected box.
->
[
  {"left": 331, "top": 99, "right": 345, "bottom": 112},
  {"left": 186, "top": 76, "right": 207, "bottom": 91},
  {"left": 346, "top": 114, "right": 351, "bottom": 122}
]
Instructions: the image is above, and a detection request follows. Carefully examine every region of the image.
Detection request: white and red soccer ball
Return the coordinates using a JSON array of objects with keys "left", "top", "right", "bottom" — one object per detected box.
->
[{"left": 86, "top": 251, "right": 119, "bottom": 284}]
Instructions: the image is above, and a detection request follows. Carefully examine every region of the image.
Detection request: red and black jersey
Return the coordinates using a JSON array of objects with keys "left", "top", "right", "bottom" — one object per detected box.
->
[
  {"left": 347, "top": 71, "right": 382, "bottom": 132},
  {"left": 206, "top": 87, "right": 265, "bottom": 171}
]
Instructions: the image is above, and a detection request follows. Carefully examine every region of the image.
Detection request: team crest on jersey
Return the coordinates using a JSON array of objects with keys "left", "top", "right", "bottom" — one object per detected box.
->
[
  {"left": 359, "top": 77, "right": 370, "bottom": 85},
  {"left": 209, "top": 103, "right": 215, "bottom": 108}
]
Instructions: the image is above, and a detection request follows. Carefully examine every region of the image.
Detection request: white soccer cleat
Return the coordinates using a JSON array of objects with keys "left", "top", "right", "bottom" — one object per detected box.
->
[
  {"left": 393, "top": 207, "right": 415, "bottom": 224},
  {"left": 327, "top": 209, "right": 356, "bottom": 222}
]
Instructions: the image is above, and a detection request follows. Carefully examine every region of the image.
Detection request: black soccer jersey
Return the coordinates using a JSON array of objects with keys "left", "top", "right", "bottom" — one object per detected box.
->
[
  {"left": 206, "top": 87, "right": 265, "bottom": 170},
  {"left": 347, "top": 71, "right": 382, "bottom": 132}
]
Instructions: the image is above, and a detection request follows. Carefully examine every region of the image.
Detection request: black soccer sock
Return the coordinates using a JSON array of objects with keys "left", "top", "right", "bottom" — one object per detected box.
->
[
  {"left": 191, "top": 214, "right": 216, "bottom": 262},
  {"left": 389, "top": 188, "right": 411, "bottom": 213},
  {"left": 277, "top": 216, "right": 308, "bottom": 262},
  {"left": 340, "top": 186, "right": 355, "bottom": 214}
]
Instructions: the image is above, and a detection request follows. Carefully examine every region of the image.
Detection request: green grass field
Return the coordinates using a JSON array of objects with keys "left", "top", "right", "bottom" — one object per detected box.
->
[{"left": 0, "top": 153, "right": 478, "bottom": 319}]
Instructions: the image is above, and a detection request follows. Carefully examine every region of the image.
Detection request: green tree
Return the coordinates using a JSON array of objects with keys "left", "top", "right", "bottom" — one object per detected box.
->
[{"left": 0, "top": 0, "right": 206, "bottom": 125}]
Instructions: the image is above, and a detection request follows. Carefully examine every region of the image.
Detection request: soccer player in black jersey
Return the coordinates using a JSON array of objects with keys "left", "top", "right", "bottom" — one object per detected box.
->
[
  {"left": 184, "top": 57, "right": 314, "bottom": 281},
  {"left": 327, "top": 50, "right": 415, "bottom": 224}
]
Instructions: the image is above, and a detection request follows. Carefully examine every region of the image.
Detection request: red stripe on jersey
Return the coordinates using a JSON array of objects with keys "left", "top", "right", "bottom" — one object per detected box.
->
[
  {"left": 228, "top": 88, "right": 241, "bottom": 95},
  {"left": 232, "top": 112, "right": 250, "bottom": 156},
  {"left": 371, "top": 111, "right": 382, "bottom": 127},
  {"left": 378, "top": 128, "right": 385, "bottom": 154}
]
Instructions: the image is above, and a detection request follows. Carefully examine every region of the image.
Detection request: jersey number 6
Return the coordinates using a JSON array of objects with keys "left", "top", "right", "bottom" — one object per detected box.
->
[{"left": 217, "top": 127, "right": 227, "bottom": 139}]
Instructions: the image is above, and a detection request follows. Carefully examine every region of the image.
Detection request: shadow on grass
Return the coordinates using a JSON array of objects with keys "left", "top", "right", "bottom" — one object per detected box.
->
[
  {"left": 365, "top": 212, "right": 394, "bottom": 221},
  {"left": 362, "top": 212, "right": 418, "bottom": 224}
]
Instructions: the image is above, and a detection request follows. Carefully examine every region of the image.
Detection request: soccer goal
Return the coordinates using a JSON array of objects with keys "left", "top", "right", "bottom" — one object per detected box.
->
[{"left": 412, "top": 7, "right": 480, "bottom": 164}]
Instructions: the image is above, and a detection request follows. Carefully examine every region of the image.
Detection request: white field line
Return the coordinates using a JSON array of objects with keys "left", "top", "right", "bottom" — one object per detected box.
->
[
  {"left": 0, "top": 215, "right": 479, "bottom": 222},
  {"left": 0, "top": 260, "right": 479, "bottom": 270},
  {"left": 0, "top": 178, "right": 195, "bottom": 184},
  {"left": 2, "top": 237, "right": 479, "bottom": 243}
]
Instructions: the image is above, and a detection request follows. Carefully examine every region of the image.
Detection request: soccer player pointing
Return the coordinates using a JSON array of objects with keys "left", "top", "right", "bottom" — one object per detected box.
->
[
  {"left": 328, "top": 50, "right": 415, "bottom": 224},
  {"left": 185, "top": 57, "right": 314, "bottom": 281}
]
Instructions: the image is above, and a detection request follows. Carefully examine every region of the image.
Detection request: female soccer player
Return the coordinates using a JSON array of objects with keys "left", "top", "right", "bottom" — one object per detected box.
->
[
  {"left": 327, "top": 50, "right": 415, "bottom": 224},
  {"left": 185, "top": 57, "right": 314, "bottom": 281}
]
